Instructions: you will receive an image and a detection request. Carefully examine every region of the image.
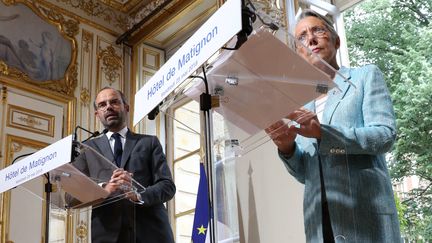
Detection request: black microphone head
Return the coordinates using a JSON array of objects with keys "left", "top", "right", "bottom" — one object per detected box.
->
[
  {"left": 102, "top": 128, "right": 109, "bottom": 134},
  {"left": 148, "top": 106, "right": 160, "bottom": 120}
]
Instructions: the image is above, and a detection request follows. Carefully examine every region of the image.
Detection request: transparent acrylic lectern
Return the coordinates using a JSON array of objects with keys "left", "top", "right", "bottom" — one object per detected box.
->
[
  {"left": 1, "top": 140, "right": 146, "bottom": 243},
  {"left": 170, "top": 23, "right": 355, "bottom": 242},
  {"left": 51, "top": 141, "right": 146, "bottom": 210}
]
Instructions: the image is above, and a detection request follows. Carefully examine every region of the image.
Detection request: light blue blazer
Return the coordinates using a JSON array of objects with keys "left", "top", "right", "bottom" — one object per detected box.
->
[{"left": 279, "top": 65, "right": 402, "bottom": 242}]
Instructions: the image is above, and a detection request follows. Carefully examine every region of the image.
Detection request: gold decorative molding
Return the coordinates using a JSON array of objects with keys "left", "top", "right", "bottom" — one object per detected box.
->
[
  {"left": 82, "top": 30, "right": 94, "bottom": 53},
  {"left": 11, "top": 142, "right": 23, "bottom": 153},
  {"left": 0, "top": 0, "right": 79, "bottom": 96},
  {"left": 54, "top": 0, "right": 128, "bottom": 30},
  {"left": 252, "top": 0, "right": 286, "bottom": 28},
  {"left": 1, "top": 86, "right": 6, "bottom": 104},
  {"left": 80, "top": 88, "right": 91, "bottom": 106},
  {"left": 7, "top": 104, "right": 56, "bottom": 137},
  {"left": 17, "top": 116, "right": 42, "bottom": 127},
  {"left": 128, "top": 0, "right": 167, "bottom": 27},
  {"left": 76, "top": 220, "right": 88, "bottom": 241},
  {"left": 98, "top": 45, "right": 122, "bottom": 85},
  {"left": 0, "top": 61, "right": 9, "bottom": 76}
]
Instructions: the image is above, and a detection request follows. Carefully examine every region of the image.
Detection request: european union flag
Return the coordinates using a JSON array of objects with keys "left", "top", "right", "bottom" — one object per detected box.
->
[{"left": 191, "top": 163, "right": 210, "bottom": 243}]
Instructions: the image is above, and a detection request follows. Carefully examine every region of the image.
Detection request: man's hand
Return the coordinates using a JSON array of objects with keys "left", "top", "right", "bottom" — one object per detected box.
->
[{"left": 103, "top": 168, "right": 133, "bottom": 194}]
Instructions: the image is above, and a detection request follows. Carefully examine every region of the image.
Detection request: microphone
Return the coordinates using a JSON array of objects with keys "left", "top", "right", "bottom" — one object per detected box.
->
[
  {"left": 72, "top": 126, "right": 105, "bottom": 161},
  {"left": 73, "top": 125, "right": 103, "bottom": 142},
  {"left": 81, "top": 128, "right": 108, "bottom": 143},
  {"left": 148, "top": 102, "right": 162, "bottom": 120}
]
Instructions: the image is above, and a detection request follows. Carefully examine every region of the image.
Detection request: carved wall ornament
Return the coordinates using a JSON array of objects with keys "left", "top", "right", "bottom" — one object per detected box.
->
[
  {"left": 0, "top": 61, "right": 9, "bottom": 75},
  {"left": 7, "top": 104, "right": 56, "bottom": 137},
  {"left": 80, "top": 87, "right": 91, "bottom": 106},
  {"left": 11, "top": 142, "right": 23, "bottom": 153},
  {"left": 76, "top": 220, "right": 88, "bottom": 241},
  {"left": 17, "top": 115, "right": 42, "bottom": 127},
  {"left": 128, "top": 0, "right": 166, "bottom": 28},
  {"left": 252, "top": 0, "right": 286, "bottom": 28},
  {"left": 82, "top": 31, "right": 93, "bottom": 53},
  {"left": 0, "top": 0, "right": 79, "bottom": 96},
  {"left": 1, "top": 86, "right": 7, "bottom": 103},
  {"left": 54, "top": 0, "right": 128, "bottom": 30},
  {"left": 98, "top": 45, "right": 122, "bottom": 85}
]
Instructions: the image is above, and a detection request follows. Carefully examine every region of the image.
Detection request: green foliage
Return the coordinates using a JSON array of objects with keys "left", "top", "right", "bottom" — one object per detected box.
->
[
  {"left": 394, "top": 193, "right": 408, "bottom": 231},
  {"left": 344, "top": 0, "right": 432, "bottom": 240}
]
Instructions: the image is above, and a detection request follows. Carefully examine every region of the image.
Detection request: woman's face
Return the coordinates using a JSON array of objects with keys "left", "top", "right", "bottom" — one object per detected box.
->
[{"left": 295, "top": 16, "right": 339, "bottom": 69}]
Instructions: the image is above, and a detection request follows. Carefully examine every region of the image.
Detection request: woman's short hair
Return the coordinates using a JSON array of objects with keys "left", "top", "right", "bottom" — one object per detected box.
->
[{"left": 297, "top": 9, "right": 339, "bottom": 41}]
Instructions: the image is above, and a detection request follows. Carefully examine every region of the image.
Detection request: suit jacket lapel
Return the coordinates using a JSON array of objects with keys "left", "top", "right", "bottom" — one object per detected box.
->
[
  {"left": 94, "top": 135, "right": 115, "bottom": 163},
  {"left": 322, "top": 67, "right": 352, "bottom": 124},
  {"left": 121, "top": 130, "right": 139, "bottom": 168}
]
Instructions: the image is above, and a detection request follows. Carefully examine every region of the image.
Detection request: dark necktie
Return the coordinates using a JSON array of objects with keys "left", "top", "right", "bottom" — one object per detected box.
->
[{"left": 112, "top": 133, "right": 123, "bottom": 167}]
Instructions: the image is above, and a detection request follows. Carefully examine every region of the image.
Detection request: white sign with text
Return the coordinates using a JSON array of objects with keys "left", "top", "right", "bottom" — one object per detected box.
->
[
  {"left": 133, "top": 0, "right": 242, "bottom": 125},
  {"left": 0, "top": 135, "right": 73, "bottom": 193}
]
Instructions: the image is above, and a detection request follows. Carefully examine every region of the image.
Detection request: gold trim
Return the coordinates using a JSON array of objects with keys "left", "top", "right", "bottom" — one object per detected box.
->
[
  {"left": 1, "top": 86, "right": 6, "bottom": 103},
  {"left": 98, "top": 45, "right": 123, "bottom": 86},
  {"left": 80, "top": 30, "right": 94, "bottom": 109},
  {"left": 66, "top": 209, "right": 73, "bottom": 243},
  {"left": 0, "top": 0, "right": 79, "bottom": 97},
  {"left": 129, "top": 44, "right": 139, "bottom": 132},
  {"left": 81, "top": 30, "right": 94, "bottom": 53},
  {"left": 25, "top": 0, "right": 120, "bottom": 36},
  {"left": 80, "top": 88, "right": 91, "bottom": 107},
  {"left": 1, "top": 134, "right": 48, "bottom": 243},
  {"left": 95, "top": 37, "right": 124, "bottom": 131},
  {"left": 7, "top": 104, "right": 56, "bottom": 137},
  {"left": 142, "top": 49, "right": 161, "bottom": 70},
  {"left": 0, "top": 87, "right": 7, "bottom": 159},
  {"left": 0, "top": 78, "right": 76, "bottom": 136},
  {"left": 75, "top": 220, "right": 88, "bottom": 240},
  {"left": 100, "top": 0, "right": 153, "bottom": 14},
  {"left": 52, "top": 0, "right": 128, "bottom": 31},
  {"left": 96, "top": 37, "right": 124, "bottom": 90},
  {"left": 156, "top": 113, "right": 160, "bottom": 138}
]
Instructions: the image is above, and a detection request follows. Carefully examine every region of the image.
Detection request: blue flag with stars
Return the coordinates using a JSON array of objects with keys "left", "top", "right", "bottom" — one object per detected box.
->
[{"left": 191, "top": 163, "right": 210, "bottom": 243}]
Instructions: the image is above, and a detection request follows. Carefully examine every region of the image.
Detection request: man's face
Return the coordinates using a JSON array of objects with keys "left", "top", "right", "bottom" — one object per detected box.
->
[
  {"left": 94, "top": 89, "right": 129, "bottom": 132},
  {"left": 295, "top": 16, "right": 340, "bottom": 69}
]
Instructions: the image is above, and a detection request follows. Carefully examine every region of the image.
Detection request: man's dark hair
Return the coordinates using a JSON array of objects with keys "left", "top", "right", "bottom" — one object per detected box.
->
[{"left": 93, "top": 87, "right": 128, "bottom": 110}]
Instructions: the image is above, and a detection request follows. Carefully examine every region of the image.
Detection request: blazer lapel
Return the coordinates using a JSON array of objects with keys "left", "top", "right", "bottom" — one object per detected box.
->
[
  {"left": 322, "top": 67, "right": 352, "bottom": 124},
  {"left": 121, "top": 130, "right": 139, "bottom": 168},
  {"left": 93, "top": 135, "right": 115, "bottom": 163}
]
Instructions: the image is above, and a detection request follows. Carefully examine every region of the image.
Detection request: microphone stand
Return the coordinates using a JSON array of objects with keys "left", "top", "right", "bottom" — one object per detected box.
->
[{"left": 190, "top": 66, "right": 216, "bottom": 243}]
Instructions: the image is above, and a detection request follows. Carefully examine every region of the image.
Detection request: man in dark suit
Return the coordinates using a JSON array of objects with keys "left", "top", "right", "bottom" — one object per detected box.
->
[{"left": 72, "top": 87, "right": 176, "bottom": 243}]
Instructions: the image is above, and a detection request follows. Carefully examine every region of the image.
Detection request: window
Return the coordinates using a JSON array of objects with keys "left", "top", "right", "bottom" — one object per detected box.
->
[{"left": 170, "top": 100, "right": 201, "bottom": 243}]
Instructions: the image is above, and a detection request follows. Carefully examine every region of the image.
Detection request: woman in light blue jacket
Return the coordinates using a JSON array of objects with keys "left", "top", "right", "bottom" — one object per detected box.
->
[{"left": 268, "top": 10, "right": 402, "bottom": 243}]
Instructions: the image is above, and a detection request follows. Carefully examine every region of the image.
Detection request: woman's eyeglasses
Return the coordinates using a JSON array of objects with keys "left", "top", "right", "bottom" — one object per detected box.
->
[{"left": 296, "top": 26, "right": 328, "bottom": 45}]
